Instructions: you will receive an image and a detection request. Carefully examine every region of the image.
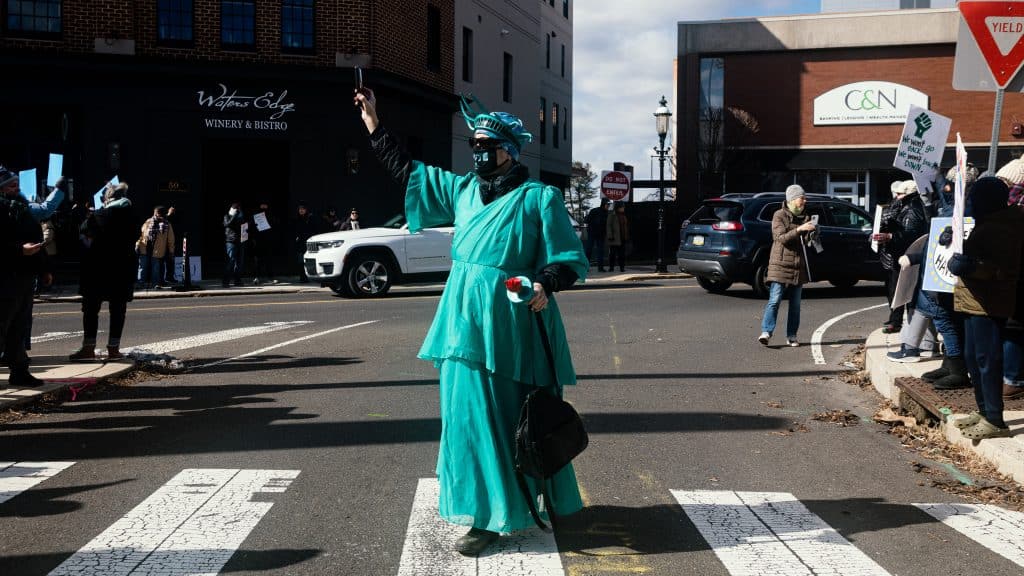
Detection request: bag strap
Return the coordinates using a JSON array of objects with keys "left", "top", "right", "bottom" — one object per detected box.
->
[
  {"left": 516, "top": 469, "right": 553, "bottom": 532},
  {"left": 513, "top": 310, "right": 561, "bottom": 533}
]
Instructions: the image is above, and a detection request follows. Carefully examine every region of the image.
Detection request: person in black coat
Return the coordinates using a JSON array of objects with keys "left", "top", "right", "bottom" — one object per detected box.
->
[
  {"left": 0, "top": 166, "right": 45, "bottom": 387},
  {"left": 292, "top": 202, "right": 319, "bottom": 282},
  {"left": 69, "top": 182, "right": 140, "bottom": 361},
  {"left": 873, "top": 180, "right": 929, "bottom": 332}
]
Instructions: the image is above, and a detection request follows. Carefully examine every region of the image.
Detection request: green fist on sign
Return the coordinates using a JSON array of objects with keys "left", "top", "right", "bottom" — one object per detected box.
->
[{"left": 914, "top": 112, "right": 932, "bottom": 138}]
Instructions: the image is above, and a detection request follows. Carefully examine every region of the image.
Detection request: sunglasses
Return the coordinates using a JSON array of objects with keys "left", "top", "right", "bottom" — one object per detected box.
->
[{"left": 468, "top": 138, "right": 502, "bottom": 151}]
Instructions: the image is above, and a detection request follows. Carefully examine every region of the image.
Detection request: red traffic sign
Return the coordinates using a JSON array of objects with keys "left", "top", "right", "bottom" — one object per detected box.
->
[
  {"left": 600, "top": 170, "right": 631, "bottom": 201},
  {"left": 960, "top": 1, "right": 1024, "bottom": 88}
]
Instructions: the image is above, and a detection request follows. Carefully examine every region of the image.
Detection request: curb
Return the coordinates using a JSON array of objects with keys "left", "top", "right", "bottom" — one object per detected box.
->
[
  {"left": 864, "top": 328, "right": 1024, "bottom": 483},
  {"left": 1, "top": 359, "right": 137, "bottom": 412}
]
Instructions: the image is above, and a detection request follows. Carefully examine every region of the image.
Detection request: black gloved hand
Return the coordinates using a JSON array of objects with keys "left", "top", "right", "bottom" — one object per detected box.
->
[
  {"left": 947, "top": 253, "right": 976, "bottom": 277},
  {"left": 938, "top": 226, "right": 953, "bottom": 247}
]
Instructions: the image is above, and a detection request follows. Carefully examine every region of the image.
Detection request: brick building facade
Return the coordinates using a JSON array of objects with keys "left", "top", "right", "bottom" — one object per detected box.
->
[
  {"left": 0, "top": 0, "right": 455, "bottom": 275},
  {"left": 676, "top": 8, "right": 1024, "bottom": 213}
]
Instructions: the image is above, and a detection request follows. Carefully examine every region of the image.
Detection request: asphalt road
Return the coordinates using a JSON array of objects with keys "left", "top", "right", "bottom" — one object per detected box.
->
[{"left": 2, "top": 279, "right": 1019, "bottom": 575}]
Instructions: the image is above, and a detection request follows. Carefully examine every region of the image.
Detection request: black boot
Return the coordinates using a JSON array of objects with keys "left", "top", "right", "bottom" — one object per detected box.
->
[
  {"left": 922, "top": 356, "right": 951, "bottom": 383},
  {"left": 455, "top": 527, "right": 499, "bottom": 557},
  {"left": 8, "top": 369, "right": 44, "bottom": 388},
  {"left": 933, "top": 356, "right": 970, "bottom": 390}
]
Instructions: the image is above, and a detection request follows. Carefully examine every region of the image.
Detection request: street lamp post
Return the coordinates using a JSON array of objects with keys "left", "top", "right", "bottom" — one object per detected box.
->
[{"left": 654, "top": 96, "right": 673, "bottom": 273}]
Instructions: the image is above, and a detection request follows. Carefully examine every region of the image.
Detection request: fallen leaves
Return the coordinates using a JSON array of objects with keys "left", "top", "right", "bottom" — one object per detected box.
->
[{"left": 812, "top": 409, "right": 859, "bottom": 427}]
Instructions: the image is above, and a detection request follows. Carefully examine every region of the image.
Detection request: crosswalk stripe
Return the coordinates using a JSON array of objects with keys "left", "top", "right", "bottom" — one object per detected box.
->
[
  {"left": 30, "top": 331, "right": 88, "bottom": 344},
  {"left": 49, "top": 468, "right": 300, "bottom": 576},
  {"left": 397, "top": 478, "right": 564, "bottom": 576},
  {"left": 672, "top": 490, "right": 892, "bottom": 576},
  {"left": 0, "top": 461, "right": 76, "bottom": 504},
  {"left": 915, "top": 503, "right": 1024, "bottom": 569},
  {"left": 123, "top": 321, "right": 314, "bottom": 355},
  {"left": 192, "top": 320, "right": 380, "bottom": 369}
]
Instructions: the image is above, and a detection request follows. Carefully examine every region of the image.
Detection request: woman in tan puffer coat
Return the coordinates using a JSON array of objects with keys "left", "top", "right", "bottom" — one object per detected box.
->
[{"left": 759, "top": 185, "right": 817, "bottom": 347}]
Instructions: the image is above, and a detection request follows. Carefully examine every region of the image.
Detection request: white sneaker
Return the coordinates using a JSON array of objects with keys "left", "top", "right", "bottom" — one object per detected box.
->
[
  {"left": 787, "top": 339, "right": 799, "bottom": 347},
  {"left": 758, "top": 332, "right": 770, "bottom": 346}
]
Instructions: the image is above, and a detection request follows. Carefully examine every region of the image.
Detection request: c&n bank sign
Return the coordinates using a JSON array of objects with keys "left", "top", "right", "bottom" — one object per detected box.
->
[{"left": 813, "top": 81, "right": 928, "bottom": 126}]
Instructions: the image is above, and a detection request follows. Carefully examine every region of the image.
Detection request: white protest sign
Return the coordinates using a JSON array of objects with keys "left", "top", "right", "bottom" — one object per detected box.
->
[
  {"left": 47, "top": 153, "right": 62, "bottom": 187},
  {"left": 922, "top": 217, "right": 976, "bottom": 293},
  {"left": 871, "top": 205, "right": 883, "bottom": 253},
  {"left": 952, "top": 134, "right": 967, "bottom": 254},
  {"left": 94, "top": 175, "right": 119, "bottom": 209},
  {"left": 240, "top": 222, "right": 250, "bottom": 243},
  {"left": 893, "top": 105, "right": 951, "bottom": 181},
  {"left": 254, "top": 212, "right": 271, "bottom": 232},
  {"left": 18, "top": 169, "right": 36, "bottom": 202}
]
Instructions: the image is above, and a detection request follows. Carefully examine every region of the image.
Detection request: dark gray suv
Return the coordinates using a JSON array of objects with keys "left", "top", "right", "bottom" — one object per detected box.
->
[{"left": 676, "top": 192, "right": 885, "bottom": 297}]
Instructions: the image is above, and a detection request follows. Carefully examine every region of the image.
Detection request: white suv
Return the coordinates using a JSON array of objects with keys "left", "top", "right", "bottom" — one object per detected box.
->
[{"left": 303, "top": 215, "right": 453, "bottom": 297}]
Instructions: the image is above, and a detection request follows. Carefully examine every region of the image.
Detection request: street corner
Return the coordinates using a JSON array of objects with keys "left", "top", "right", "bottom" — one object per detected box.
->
[{"left": 1, "top": 355, "right": 136, "bottom": 412}]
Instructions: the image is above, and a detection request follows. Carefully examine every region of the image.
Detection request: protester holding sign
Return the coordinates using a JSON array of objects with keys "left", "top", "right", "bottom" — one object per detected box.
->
[
  {"left": 948, "top": 177, "right": 1024, "bottom": 440},
  {"left": 875, "top": 181, "right": 929, "bottom": 333}
]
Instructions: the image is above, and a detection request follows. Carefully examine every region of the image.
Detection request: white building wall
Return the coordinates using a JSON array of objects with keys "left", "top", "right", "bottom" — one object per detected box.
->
[
  {"left": 821, "top": 0, "right": 955, "bottom": 12},
  {"left": 452, "top": 0, "right": 573, "bottom": 187}
]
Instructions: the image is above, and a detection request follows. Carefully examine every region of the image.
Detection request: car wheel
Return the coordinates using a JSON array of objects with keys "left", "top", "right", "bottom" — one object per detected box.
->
[
  {"left": 752, "top": 262, "right": 770, "bottom": 299},
  {"left": 329, "top": 280, "right": 354, "bottom": 297},
  {"left": 346, "top": 254, "right": 394, "bottom": 297},
  {"left": 829, "top": 277, "right": 859, "bottom": 289},
  {"left": 696, "top": 276, "right": 733, "bottom": 294}
]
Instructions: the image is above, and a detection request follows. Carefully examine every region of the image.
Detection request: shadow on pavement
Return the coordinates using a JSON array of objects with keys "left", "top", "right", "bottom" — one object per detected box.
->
[
  {"left": 185, "top": 355, "right": 364, "bottom": 374},
  {"left": 557, "top": 497, "right": 940, "bottom": 557},
  {"left": 0, "top": 478, "right": 132, "bottom": 518},
  {"left": 0, "top": 548, "right": 320, "bottom": 576}
]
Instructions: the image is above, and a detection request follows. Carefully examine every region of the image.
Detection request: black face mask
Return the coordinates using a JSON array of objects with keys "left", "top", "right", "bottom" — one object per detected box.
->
[{"left": 473, "top": 149, "right": 509, "bottom": 177}]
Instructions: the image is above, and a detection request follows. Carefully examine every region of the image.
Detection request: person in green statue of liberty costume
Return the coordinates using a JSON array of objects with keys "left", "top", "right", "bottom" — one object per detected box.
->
[{"left": 354, "top": 86, "right": 588, "bottom": 556}]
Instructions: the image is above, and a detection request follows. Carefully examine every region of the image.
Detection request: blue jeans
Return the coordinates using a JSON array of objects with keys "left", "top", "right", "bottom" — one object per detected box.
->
[
  {"left": 964, "top": 315, "right": 1007, "bottom": 428},
  {"left": 761, "top": 282, "right": 802, "bottom": 338},
  {"left": 138, "top": 253, "right": 162, "bottom": 286},
  {"left": 1004, "top": 323, "right": 1024, "bottom": 386},
  {"left": 584, "top": 236, "right": 606, "bottom": 268},
  {"left": 224, "top": 242, "right": 242, "bottom": 284}
]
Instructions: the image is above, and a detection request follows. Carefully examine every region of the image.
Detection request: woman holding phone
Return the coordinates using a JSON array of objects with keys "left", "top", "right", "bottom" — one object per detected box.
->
[{"left": 758, "top": 184, "right": 816, "bottom": 347}]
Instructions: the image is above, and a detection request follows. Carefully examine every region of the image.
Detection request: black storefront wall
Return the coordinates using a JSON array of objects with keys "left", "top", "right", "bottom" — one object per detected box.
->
[{"left": 0, "top": 54, "right": 455, "bottom": 278}]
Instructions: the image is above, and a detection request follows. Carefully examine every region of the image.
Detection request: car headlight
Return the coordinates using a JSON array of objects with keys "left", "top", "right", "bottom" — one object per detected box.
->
[{"left": 319, "top": 240, "right": 345, "bottom": 249}]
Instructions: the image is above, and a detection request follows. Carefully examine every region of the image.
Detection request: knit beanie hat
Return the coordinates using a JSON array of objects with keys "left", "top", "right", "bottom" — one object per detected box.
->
[
  {"left": 970, "top": 176, "right": 1009, "bottom": 218},
  {"left": 460, "top": 94, "right": 533, "bottom": 160},
  {"left": 946, "top": 164, "right": 980, "bottom": 188},
  {"left": 890, "top": 180, "right": 904, "bottom": 194},
  {"left": 0, "top": 165, "right": 17, "bottom": 187},
  {"left": 785, "top": 184, "right": 805, "bottom": 202},
  {"left": 995, "top": 158, "right": 1024, "bottom": 186},
  {"left": 899, "top": 180, "right": 918, "bottom": 195}
]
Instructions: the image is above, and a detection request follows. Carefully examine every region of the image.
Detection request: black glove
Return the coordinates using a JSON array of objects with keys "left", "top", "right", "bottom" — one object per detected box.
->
[
  {"left": 947, "top": 253, "right": 976, "bottom": 277},
  {"left": 938, "top": 226, "right": 953, "bottom": 247}
]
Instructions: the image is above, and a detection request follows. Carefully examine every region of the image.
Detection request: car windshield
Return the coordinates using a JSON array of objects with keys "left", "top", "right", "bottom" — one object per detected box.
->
[
  {"left": 380, "top": 215, "right": 406, "bottom": 229},
  {"left": 687, "top": 202, "right": 743, "bottom": 224}
]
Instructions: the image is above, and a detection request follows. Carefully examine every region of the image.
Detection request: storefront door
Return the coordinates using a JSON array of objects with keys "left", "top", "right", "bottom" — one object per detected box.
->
[{"left": 828, "top": 182, "right": 858, "bottom": 204}]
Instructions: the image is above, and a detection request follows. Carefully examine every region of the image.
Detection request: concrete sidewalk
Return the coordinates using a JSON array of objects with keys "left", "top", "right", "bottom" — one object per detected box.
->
[
  {"left": 1, "top": 355, "right": 135, "bottom": 411},
  {"left": 864, "top": 328, "right": 1024, "bottom": 484}
]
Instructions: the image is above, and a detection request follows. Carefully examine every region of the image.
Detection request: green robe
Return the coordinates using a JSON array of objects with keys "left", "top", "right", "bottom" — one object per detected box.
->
[{"left": 405, "top": 161, "right": 588, "bottom": 532}]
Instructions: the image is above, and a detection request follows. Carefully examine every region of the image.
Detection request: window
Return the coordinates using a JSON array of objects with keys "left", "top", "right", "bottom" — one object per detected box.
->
[
  {"left": 158, "top": 0, "right": 192, "bottom": 43},
  {"left": 221, "top": 0, "right": 255, "bottom": 48},
  {"left": 5, "top": 0, "right": 61, "bottom": 37},
  {"left": 545, "top": 34, "right": 550, "bottom": 69},
  {"left": 563, "top": 106, "right": 568, "bottom": 140},
  {"left": 560, "top": 44, "right": 565, "bottom": 77},
  {"left": 552, "top": 103, "right": 559, "bottom": 149},
  {"left": 461, "top": 26, "right": 473, "bottom": 82},
  {"left": 427, "top": 5, "right": 441, "bottom": 72},
  {"left": 698, "top": 57, "right": 725, "bottom": 173},
  {"left": 503, "top": 52, "right": 512, "bottom": 102},
  {"left": 539, "top": 98, "right": 546, "bottom": 145},
  {"left": 281, "top": 0, "right": 314, "bottom": 52},
  {"left": 563, "top": 0, "right": 569, "bottom": 18},
  {"left": 825, "top": 203, "right": 871, "bottom": 229}
]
